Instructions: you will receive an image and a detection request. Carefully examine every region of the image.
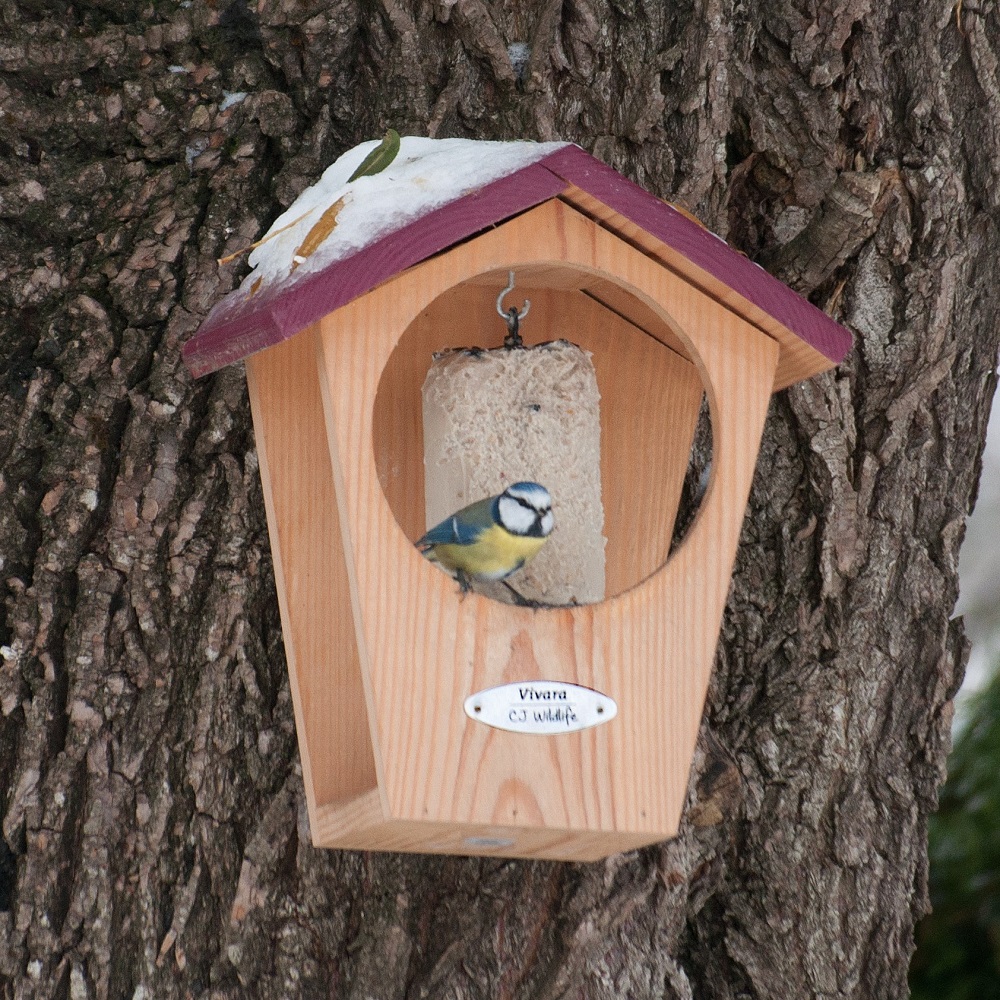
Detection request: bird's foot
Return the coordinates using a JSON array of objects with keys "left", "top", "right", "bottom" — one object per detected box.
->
[{"left": 502, "top": 581, "right": 546, "bottom": 609}]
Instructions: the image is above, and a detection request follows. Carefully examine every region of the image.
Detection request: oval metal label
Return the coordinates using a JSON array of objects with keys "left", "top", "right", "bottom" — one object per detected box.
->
[{"left": 464, "top": 681, "right": 617, "bottom": 735}]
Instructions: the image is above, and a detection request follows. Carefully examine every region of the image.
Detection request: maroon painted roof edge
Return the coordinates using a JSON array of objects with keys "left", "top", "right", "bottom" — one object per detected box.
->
[
  {"left": 535, "top": 144, "right": 852, "bottom": 364},
  {"left": 184, "top": 143, "right": 852, "bottom": 378},
  {"left": 183, "top": 162, "right": 568, "bottom": 377}
]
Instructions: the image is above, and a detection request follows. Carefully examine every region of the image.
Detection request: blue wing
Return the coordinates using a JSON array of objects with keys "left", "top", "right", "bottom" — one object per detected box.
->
[{"left": 417, "top": 497, "right": 494, "bottom": 548}]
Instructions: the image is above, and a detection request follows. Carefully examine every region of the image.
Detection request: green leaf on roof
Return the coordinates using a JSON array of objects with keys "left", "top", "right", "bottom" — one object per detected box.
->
[{"left": 348, "top": 129, "right": 401, "bottom": 182}]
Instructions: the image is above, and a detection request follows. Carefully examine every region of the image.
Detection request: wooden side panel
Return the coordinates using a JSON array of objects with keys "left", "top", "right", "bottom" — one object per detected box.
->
[
  {"left": 373, "top": 284, "right": 703, "bottom": 598},
  {"left": 556, "top": 184, "right": 832, "bottom": 391},
  {"left": 587, "top": 309, "right": 702, "bottom": 596},
  {"left": 581, "top": 278, "right": 691, "bottom": 360},
  {"left": 313, "top": 199, "right": 780, "bottom": 859},
  {"left": 246, "top": 334, "right": 379, "bottom": 829}
]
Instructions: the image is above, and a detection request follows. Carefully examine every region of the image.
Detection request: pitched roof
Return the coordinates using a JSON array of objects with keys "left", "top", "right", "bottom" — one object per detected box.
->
[{"left": 183, "top": 141, "right": 852, "bottom": 381}]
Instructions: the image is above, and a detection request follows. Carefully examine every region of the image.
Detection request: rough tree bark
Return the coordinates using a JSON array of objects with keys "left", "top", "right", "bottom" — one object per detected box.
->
[{"left": 1, "top": 1, "right": 998, "bottom": 998}]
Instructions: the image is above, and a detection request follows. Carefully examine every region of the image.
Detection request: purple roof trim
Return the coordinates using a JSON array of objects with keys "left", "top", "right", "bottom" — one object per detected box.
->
[
  {"left": 184, "top": 143, "right": 852, "bottom": 377},
  {"left": 535, "top": 145, "right": 852, "bottom": 364},
  {"left": 183, "top": 162, "right": 568, "bottom": 377}
]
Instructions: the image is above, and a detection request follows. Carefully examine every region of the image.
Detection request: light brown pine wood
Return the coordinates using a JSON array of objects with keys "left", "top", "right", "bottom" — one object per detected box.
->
[
  {"left": 245, "top": 334, "right": 380, "bottom": 837},
  {"left": 556, "top": 185, "right": 831, "bottom": 390},
  {"left": 288, "top": 198, "right": 783, "bottom": 860},
  {"left": 310, "top": 800, "right": 657, "bottom": 860}
]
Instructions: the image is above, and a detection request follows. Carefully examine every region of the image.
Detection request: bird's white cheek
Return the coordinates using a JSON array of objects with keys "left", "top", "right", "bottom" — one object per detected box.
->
[
  {"left": 498, "top": 496, "right": 535, "bottom": 534},
  {"left": 541, "top": 511, "right": 554, "bottom": 536}
]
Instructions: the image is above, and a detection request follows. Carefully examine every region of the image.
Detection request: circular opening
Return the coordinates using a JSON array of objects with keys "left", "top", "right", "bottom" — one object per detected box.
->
[{"left": 372, "top": 265, "right": 713, "bottom": 604}]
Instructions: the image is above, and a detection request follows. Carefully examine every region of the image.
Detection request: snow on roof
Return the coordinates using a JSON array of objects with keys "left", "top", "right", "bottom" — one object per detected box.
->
[
  {"left": 183, "top": 139, "right": 853, "bottom": 381},
  {"left": 240, "top": 137, "right": 570, "bottom": 298}
]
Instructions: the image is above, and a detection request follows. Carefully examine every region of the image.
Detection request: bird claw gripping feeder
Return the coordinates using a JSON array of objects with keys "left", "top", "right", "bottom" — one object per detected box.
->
[{"left": 184, "top": 137, "right": 851, "bottom": 862}]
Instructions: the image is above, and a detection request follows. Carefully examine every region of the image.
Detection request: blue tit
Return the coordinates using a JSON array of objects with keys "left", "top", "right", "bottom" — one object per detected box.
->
[{"left": 416, "top": 482, "right": 554, "bottom": 591}]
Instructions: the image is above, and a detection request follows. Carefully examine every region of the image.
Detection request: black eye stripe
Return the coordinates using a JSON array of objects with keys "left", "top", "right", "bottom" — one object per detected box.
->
[{"left": 510, "top": 495, "right": 549, "bottom": 514}]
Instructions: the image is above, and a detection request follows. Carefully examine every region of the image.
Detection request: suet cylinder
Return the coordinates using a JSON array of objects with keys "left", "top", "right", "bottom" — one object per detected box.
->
[{"left": 422, "top": 339, "right": 606, "bottom": 605}]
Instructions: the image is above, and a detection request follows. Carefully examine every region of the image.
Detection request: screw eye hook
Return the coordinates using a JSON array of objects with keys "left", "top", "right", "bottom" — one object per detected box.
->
[
  {"left": 496, "top": 270, "right": 530, "bottom": 349},
  {"left": 496, "top": 270, "right": 530, "bottom": 322}
]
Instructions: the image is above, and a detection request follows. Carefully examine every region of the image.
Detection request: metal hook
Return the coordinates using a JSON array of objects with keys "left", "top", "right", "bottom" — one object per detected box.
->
[
  {"left": 496, "top": 270, "right": 530, "bottom": 349},
  {"left": 495, "top": 270, "right": 530, "bottom": 323}
]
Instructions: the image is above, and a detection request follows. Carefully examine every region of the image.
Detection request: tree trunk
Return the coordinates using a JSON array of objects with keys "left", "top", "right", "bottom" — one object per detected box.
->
[{"left": 1, "top": 1, "right": 998, "bottom": 997}]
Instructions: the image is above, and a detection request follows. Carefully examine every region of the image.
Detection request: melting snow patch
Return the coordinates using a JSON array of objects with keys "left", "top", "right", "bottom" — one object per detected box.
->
[{"left": 239, "top": 136, "right": 571, "bottom": 298}]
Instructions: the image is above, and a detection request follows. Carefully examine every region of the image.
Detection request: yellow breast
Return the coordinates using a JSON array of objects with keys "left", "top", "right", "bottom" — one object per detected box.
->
[{"left": 430, "top": 524, "right": 547, "bottom": 581}]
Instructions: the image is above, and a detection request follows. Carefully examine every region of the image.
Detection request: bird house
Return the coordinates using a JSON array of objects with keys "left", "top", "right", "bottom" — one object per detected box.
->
[{"left": 184, "top": 139, "right": 850, "bottom": 862}]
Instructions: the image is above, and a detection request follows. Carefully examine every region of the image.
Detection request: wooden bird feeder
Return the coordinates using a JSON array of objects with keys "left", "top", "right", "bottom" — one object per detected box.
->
[{"left": 184, "top": 140, "right": 850, "bottom": 862}]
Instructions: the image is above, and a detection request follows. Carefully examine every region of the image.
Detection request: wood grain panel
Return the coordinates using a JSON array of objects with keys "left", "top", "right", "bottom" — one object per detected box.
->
[
  {"left": 246, "top": 334, "right": 381, "bottom": 834},
  {"left": 555, "top": 183, "right": 830, "bottom": 390},
  {"left": 309, "top": 199, "right": 779, "bottom": 858}
]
